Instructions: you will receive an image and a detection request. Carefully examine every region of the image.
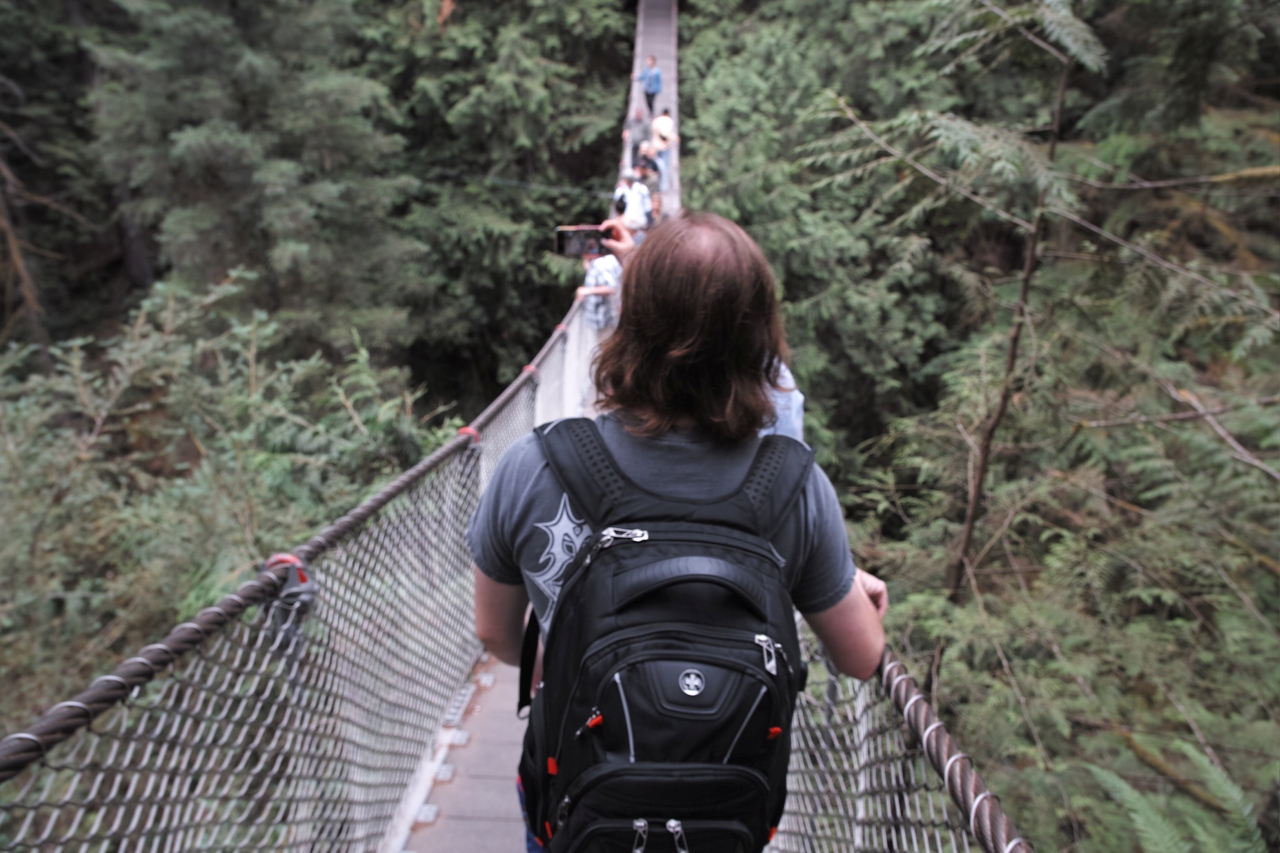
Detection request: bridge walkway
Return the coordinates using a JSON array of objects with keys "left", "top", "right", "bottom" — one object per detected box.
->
[{"left": 406, "top": 2, "right": 682, "bottom": 849}]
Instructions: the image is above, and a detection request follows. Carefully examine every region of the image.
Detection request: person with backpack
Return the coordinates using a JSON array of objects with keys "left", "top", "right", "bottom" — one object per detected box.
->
[{"left": 470, "top": 212, "right": 888, "bottom": 852}]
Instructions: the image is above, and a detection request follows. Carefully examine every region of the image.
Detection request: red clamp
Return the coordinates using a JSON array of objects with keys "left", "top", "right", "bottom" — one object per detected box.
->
[
  {"left": 458, "top": 425, "right": 480, "bottom": 444},
  {"left": 555, "top": 324, "right": 567, "bottom": 332},
  {"left": 522, "top": 364, "right": 539, "bottom": 376},
  {"left": 265, "top": 553, "right": 308, "bottom": 584}
]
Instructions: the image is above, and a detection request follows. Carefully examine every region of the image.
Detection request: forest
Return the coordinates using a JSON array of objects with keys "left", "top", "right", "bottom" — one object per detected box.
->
[{"left": 1, "top": 0, "right": 1277, "bottom": 850}]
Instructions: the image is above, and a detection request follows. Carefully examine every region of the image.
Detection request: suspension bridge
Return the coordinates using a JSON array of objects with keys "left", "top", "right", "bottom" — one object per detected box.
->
[{"left": 0, "top": 2, "right": 1029, "bottom": 851}]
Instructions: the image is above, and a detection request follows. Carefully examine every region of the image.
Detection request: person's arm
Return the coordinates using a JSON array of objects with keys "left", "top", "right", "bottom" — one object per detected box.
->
[
  {"left": 803, "top": 573, "right": 886, "bottom": 680},
  {"left": 474, "top": 567, "right": 529, "bottom": 665}
]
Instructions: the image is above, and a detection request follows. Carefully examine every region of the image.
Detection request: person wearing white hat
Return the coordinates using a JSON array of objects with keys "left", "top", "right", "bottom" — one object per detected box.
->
[{"left": 613, "top": 168, "right": 652, "bottom": 232}]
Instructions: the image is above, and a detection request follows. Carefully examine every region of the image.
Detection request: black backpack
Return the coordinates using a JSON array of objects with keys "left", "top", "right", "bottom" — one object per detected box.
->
[{"left": 516, "top": 418, "right": 813, "bottom": 853}]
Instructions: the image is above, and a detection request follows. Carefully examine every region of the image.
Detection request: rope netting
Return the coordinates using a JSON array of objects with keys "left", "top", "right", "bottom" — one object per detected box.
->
[{"left": 0, "top": 294, "right": 1028, "bottom": 853}]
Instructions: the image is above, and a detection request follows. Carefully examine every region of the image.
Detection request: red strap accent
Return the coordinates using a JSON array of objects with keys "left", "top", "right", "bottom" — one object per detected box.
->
[
  {"left": 264, "top": 553, "right": 302, "bottom": 570},
  {"left": 767, "top": 726, "right": 782, "bottom": 740},
  {"left": 458, "top": 425, "right": 480, "bottom": 443},
  {"left": 587, "top": 714, "right": 603, "bottom": 729},
  {"left": 769, "top": 827, "right": 778, "bottom": 842},
  {"left": 545, "top": 821, "right": 554, "bottom": 839},
  {"left": 546, "top": 757, "right": 558, "bottom": 775},
  {"left": 265, "top": 553, "right": 307, "bottom": 582}
]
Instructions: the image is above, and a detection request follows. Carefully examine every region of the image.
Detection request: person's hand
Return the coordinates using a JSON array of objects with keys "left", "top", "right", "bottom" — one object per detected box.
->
[
  {"left": 856, "top": 571, "right": 888, "bottom": 620},
  {"left": 601, "top": 217, "right": 636, "bottom": 261}
]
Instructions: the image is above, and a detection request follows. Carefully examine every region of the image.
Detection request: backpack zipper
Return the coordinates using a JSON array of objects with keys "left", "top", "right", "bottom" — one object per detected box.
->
[
  {"left": 753, "top": 634, "right": 777, "bottom": 675},
  {"left": 584, "top": 527, "right": 649, "bottom": 566},
  {"left": 666, "top": 819, "right": 690, "bottom": 853},
  {"left": 721, "top": 685, "right": 768, "bottom": 764},
  {"left": 593, "top": 649, "right": 783, "bottom": 746},
  {"left": 555, "top": 624, "right": 789, "bottom": 764},
  {"left": 628, "top": 527, "right": 783, "bottom": 567},
  {"left": 554, "top": 763, "right": 770, "bottom": 833},
  {"left": 614, "top": 672, "right": 636, "bottom": 763},
  {"left": 632, "top": 818, "right": 649, "bottom": 852}
]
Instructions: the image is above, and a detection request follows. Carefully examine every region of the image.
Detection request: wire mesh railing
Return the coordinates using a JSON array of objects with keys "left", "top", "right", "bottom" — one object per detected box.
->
[{"left": 0, "top": 286, "right": 1029, "bottom": 853}]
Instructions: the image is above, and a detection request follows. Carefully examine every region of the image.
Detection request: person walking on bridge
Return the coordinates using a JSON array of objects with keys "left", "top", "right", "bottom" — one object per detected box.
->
[
  {"left": 633, "top": 55, "right": 661, "bottom": 115},
  {"left": 622, "top": 107, "right": 650, "bottom": 167},
  {"left": 471, "top": 212, "right": 888, "bottom": 852},
  {"left": 650, "top": 108, "right": 678, "bottom": 193}
]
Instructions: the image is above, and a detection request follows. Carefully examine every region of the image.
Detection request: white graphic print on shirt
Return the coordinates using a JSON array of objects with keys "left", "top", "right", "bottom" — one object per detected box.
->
[{"left": 529, "top": 493, "right": 591, "bottom": 622}]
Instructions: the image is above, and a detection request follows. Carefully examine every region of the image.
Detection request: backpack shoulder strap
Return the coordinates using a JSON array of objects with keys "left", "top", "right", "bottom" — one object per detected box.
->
[
  {"left": 533, "top": 418, "right": 625, "bottom": 530},
  {"left": 740, "top": 436, "right": 815, "bottom": 539}
]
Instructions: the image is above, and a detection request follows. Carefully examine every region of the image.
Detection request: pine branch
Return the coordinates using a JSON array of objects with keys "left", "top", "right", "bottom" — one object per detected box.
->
[
  {"left": 1156, "top": 381, "right": 1280, "bottom": 483},
  {"left": 1062, "top": 164, "right": 1280, "bottom": 190},
  {"left": 1048, "top": 206, "right": 1280, "bottom": 325},
  {"left": 946, "top": 60, "right": 1071, "bottom": 599},
  {"left": 1077, "top": 394, "right": 1280, "bottom": 429},
  {"left": 1118, "top": 729, "right": 1227, "bottom": 814},
  {"left": 977, "top": 0, "right": 1070, "bottom": 65},
  {"left": 831, "top": 94, "right": 1034, "bottom": 231}
]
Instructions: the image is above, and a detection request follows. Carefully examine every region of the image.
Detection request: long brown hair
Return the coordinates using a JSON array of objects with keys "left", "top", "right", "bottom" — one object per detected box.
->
[{"left": 594, "top": 212, "right": 790, "bottom": 443}]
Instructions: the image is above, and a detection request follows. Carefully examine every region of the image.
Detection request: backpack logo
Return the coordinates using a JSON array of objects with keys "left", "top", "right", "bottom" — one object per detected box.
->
[{"left": 678, "top": 669, "right": 705, "bottom": 696}]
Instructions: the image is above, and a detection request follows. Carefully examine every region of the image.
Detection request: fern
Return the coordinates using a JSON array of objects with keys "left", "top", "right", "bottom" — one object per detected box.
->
[
  {"left": 1089, "top": 766, "right": 1193, "bottom": 853},
  {"left": 1037, "top": 0, "right": 1108, "bottom": 73},
  {"left": 1175, "top": 744, "right": 1267, "bottom": 853}
]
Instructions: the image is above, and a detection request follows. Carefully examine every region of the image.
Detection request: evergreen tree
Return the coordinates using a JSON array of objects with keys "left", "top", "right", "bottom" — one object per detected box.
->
[
  {"left": 679, "top": 0, "right": 1279, "bottom": 848},
  {"left": 90, "top": 0, "right": 422, "bottom": 355}
]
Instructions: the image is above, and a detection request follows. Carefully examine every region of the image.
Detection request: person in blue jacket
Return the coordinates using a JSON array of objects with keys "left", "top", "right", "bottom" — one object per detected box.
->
[{"left": 633, "top": 55, "right": 661, "bottom": 115}]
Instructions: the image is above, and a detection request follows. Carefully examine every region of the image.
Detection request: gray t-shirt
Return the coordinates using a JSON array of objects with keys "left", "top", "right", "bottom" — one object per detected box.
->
[{"left": 466, "top": 415, "right": 855, "bottom": 628}]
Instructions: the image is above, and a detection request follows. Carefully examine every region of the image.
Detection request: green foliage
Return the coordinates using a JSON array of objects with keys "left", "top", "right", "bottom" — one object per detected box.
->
[
  {"left": 357, "top": 0, "right": 634, "bottom": 405},
  {"left": 89, "top": 0, "right": 423, "bottom": 354},
  {"left": 680, "top": 0, "right": 1280, "bottom": 849},
  {"left": 0, "top": 0, "right": 143, "bottom": 341},
  {"left": 0, "top": 283, "right": 458, "bottom": 731},
  {"left": 3, "top": 2, "right": 1279, "bottom": 850},
  {"left": 1089, "top": 765, "right": 1193, "bottom": 853}
]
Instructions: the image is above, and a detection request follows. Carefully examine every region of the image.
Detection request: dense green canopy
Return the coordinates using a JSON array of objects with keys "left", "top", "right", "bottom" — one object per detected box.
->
[{"left": 1, "top": 1, "right": 1277, "bottom": 849}]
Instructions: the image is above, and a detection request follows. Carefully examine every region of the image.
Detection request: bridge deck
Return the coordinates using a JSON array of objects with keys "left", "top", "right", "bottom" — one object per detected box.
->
[
  {"left": 629, "top": 0, "right": 681, "bottom": 216},
  {"left": 406, "top": 2, "right": 679, "bottom": 849}
]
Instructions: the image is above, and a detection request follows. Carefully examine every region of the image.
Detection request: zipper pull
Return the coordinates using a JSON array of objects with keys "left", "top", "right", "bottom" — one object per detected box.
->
[
  {"left": 556, "top": 795, "right": 570, "bottom": 828},
  {"left": 631, "top": 818, "right": 649, "bottom": 852},
  {"left": 666, "top": 819, "right": 689, "bottom": 853},
  {"left": 755, "top": 634, "right": 778, "bottom": 675},
  {"left": 574, "top": 707, "right": 603, "bottom": 738},
  {"left": 600, "top": 527, "right": 649, "bottom": 546},
  {"left": 584, "top": 527, "right": 648, "bottom": 566},
  {"left": 774, "top": 640, "right": 793, "bottom": 676}
]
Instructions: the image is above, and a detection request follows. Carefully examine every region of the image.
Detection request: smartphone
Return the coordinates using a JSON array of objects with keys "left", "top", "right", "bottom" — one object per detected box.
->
[{"left": 555, "top": 225, "right": 609, "bottom": 258}]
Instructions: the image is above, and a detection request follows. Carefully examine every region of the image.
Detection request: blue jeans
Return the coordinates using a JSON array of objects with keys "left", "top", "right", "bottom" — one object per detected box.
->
[{"left": 517, "top": 779, "right": 541, "bottom": 851}]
